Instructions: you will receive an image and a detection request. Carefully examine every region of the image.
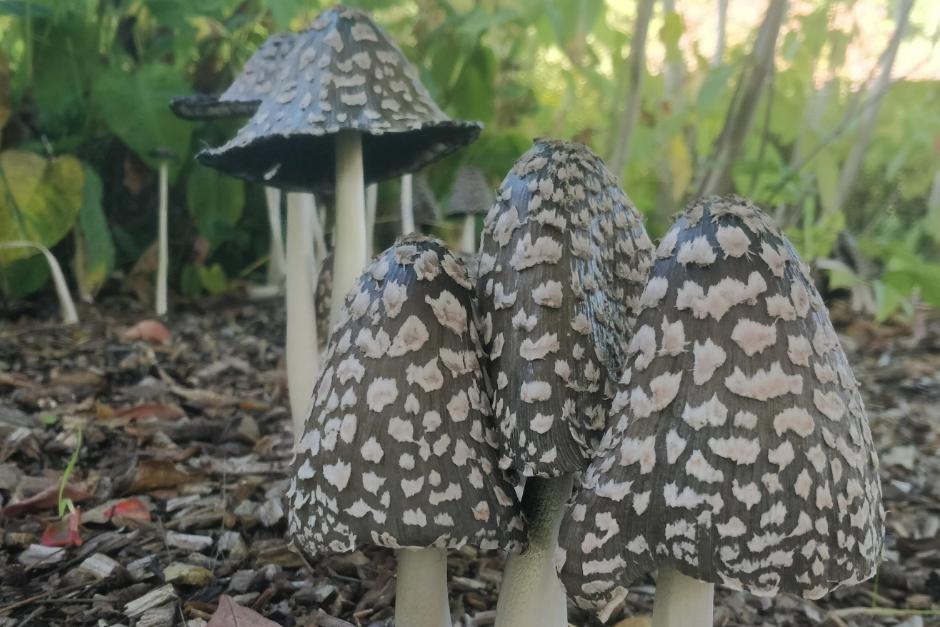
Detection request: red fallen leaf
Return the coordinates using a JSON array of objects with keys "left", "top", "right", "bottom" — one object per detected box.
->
[
  {"left": 112, "top": 403, "right": 186, "bottom": 421},
  {"left": 122, "top": 319, "right": 172, "bottom": 346},
  {"left": 41, "top": 508, "right": 82, "bottom": 547},
  {"left": 106, "top": 497, "right": 151, "bottom": 523},
  {"left": 207, "top": 595, "right": 281, "bottom": 627},
  {"left": 127, "top": 459, "right": 194, "bottom": 493},
  {"left": 1, "top": 484, "right": 94, "bottom": 518}
]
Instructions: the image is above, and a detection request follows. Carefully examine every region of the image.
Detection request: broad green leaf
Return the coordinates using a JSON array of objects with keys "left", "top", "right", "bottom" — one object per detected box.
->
[
  {"left": 186, "top": 166, "right": 244, "bottom": 249},
  {"left": 0, "top": 252, "right": 50, "bottom": 298},
  {"left": 815, "top": 154, "right": 840, "bottom": 214},
  {"left": 0, "top": 51, "right": 9, "bottom": 138},
  {"left": 197, "top": 263, "right": 228, "bottom": 294},
  {"left": 73, "top": 166, "right": 114, "bottom": 299},
  {"left": 91, "top": 64, "right": 192, "bottom": 181},
  {"left": 0, "top": 150, "right": 84, "bottom": 264}
]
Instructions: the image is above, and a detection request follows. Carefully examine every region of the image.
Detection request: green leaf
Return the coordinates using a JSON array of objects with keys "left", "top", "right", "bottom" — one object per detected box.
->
[
  {"left": 815, "top": 154, "right": 840, "bottom": 214},
  {"left": 186, "top": 166, "right": 244, "bottom": 249},
  {"left": 0, "top": 150, "right": 84, "bottom": 264},
  {"left": 660, "top": 10, "right": 683, "bottom": 62},
  {"left": 197, "top": 263, "right": 228, "bottom": 295},
  {"left": 91, "top": 64, "right": 192, "bottom": 181},
  {"left": 73, "top": 166, "right": 114, "bottom": 299},
  {"left": 0, "top": 253, "right": 50, "bottom": 298}
]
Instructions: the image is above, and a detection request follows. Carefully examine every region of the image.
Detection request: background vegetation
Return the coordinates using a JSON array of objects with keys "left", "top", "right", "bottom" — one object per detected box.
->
[{"left": 1, "top": 0, "right": 938, "bottom": 321}]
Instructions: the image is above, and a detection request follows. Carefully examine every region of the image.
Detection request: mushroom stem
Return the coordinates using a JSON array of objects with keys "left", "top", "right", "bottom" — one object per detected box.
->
[
  {"left": 309, "top": 192, "right": 328, "bottom": 267},
  {"left": 264, "top": 187, "right": 286, "bottom": 288},
  {"left": 285, "top": 192, "right": 319, "bottom": 446},
  {"left": 365, "top": 182, "right": 378, "bottom": 255},
  {"left": 155, "top": 160, "right": 169, "bottom": 316},
  {"left": 0, "top": 241, "right": 79, "bottom": 324},
  {"left": 652, "top": 566, "right": 714, "bottom": 627},
  {"left": 495, "top": 474, "right": 573, "bottom": 627},
  {"left": 395, "top": 548, "right": 452, "bottom": 627},
  {"left": 400, "top": 173, "right": 415, "bottom": 234},
  {"left": 459, "top": 214, "right": 476, "bottom": 254},
  {"left": 330, "top": 130, "right": 367, "bottom": 328}
]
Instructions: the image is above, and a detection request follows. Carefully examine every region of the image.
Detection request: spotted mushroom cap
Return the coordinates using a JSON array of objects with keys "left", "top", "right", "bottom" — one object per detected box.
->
[
  {"left": 169, "top": 33, "right": 296, "bottom": 121},
  {"left": 476, "top": 139, "right": 654, "bottom": 478},
  {"left": 287, "top": 236, "right": 526, "bottom": 556},
  {"left": 198, "top": 6, "right": 481, "bottom": 192},
  {"left": 315, "top": 252, "right": 334, "bottom": 349},
  {"left": 558, "top": 196, "right": 884, "bottom": 609},
  {"left": 446, "top": 165, "right": 493, "bottom": 218}
]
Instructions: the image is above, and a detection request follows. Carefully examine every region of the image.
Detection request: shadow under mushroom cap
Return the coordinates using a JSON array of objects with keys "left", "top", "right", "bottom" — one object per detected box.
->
[
  {"left": 558, "top": 195, "right": 884, "bottom": 609},
  {"left": 197, "top": 6, "right": 481, "bottom": 192}
]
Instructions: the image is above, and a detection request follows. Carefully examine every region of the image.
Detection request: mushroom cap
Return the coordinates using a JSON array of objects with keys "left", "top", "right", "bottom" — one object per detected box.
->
[
  {"left": 476, "top": 139, "right": 654, "bottom": 478},
  {"left": 287, "top": 236, "right": 526, "bottom": 556},
  {"left": 558, "top": 196, "right": 884, "bottom": 608},
  {"left": 315, "top": 252, "right": 334, "bottom": 349},
  {"left": 169, "top": 33, "right": 296, "bottom": 121},
  {"left": 446, "top": 165, "right": 493, "bottom": 218},
  {"left": 197, "top": 6, "right": 481, "bottom": 192}
]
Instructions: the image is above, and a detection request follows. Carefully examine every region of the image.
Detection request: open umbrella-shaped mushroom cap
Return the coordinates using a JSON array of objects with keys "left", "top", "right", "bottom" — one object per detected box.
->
[
  {"left": 559, "top": 196, "right": 884, "bottom": 609},
  {"left": 287, "top": 236, "right": 526, "bottom": 556},
  {"left": 169, "top": 33, "right": 296, "bottom": 121},
  {"left": 477, "top": 138, "right": 654, "bottom": 478},
  {"left": 198, "top": 6, "right": 481, "bottom": 192},
  {"left": 446, "top": 165, "right": 493, "bottom": 218}
]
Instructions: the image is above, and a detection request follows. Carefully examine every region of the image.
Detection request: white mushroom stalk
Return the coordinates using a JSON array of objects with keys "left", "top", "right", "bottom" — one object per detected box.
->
[
  {"left": 400, "top": 173, "right": 415, "bottom": 234},
  {"left": 264, "top": 186, "right": 286, "bottom": 288},
  {"left": 155, "top": 158, "right": 169, "bottom": 316},
  {"left": 477, "top": 140, "right": 654, "bottom": 627},
  {"left": 652, "top": 567, "right": 714, "bottom": 627},
  {"left": 287, "top": 237, "right": 525, "bottom": 627},
  {"left": 446, "top": 166, "right": 492, "bottom": 254},
  {"left": 558, "top": 196, "right": 884, "bottom": 622},
  {"left": 0, "top": 241, "right": 79, "bottom": 325},
  {"left": 285, "top": 192, "right": 319, "bottom": 445},
  {"left": 365, "top": 182, "right": 378, "bottom": 255},
  {"left": 459, "top": 214, "right": 475, "bottom": 254},
  {"left": 330, "top": 131, "right": 368, "bottom": 328}
]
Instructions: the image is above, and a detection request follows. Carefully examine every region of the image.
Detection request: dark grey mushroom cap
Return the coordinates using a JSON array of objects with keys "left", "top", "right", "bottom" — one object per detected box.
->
[
  {"left": 287, "top": 236, "right": 526, "bottom": 556},
  {"left": 169, "top": 33, "right": 295, "bottom": 121},
  {"left": 559, "top": 196, "right": 884, "bottom": 608},
  {"left": 476, "top": 139, "right": 654, "bottom": 478},
  {"left": 413, "top": 175, "right": 440, "bottom": 227},
  {"left": 446, "top": 165, "right": 493, "bottom": 218},
  {"left": 197, "top": 6, "right": 481, "bottom": 192},
  {"left": 315, "top": 252, "right": 334, "bottom": 349}
]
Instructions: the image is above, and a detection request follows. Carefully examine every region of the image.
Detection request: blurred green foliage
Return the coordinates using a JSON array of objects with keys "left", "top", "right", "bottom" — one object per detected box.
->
[{"left": 0, "top": 0, "right": 938, "bottom": 320}]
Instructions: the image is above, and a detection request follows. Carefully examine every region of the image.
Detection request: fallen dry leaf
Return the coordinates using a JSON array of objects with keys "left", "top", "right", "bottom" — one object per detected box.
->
[
  {"left": 40, "top": 508, "right": 82, "bottom": 547},
  {"left": 127, "top": 459, "right": 194, "bottom": 493},
  {"left": 122, "top": 320, "right": 172, "bottom": 346},
  {"left": 112, "top": 403, "right": 186, "bottom": 421},
  {"left": 1, "top": 483, "right": 95, "bottom": 518},
  {"left": 107, "top": 497, "right": 152, "bottom": 523},
  {"left": 207, "top": 595, "right": 281, "bottom": 627}
]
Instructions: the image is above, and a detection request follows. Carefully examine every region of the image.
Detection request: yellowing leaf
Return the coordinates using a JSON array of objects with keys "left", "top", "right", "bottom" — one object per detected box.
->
[
  {"left": 667, "top": 136, "right": 692, "bottom": 202},
  {"left": 0, "top": 150, "right": 84, "bottom": 264}
]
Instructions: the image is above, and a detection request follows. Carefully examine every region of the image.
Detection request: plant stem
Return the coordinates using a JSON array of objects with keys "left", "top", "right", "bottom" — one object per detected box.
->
[
  {"left": 495, "top": 474, "right": 573, "bottom": 627},
  {"left": 400, "top": 173, "right": 415, "bottom": 235},
  {"left": 286, "top": 192, "right": 319, "bottom": 447},
  {"left": 652, "top": 566, "right": 714, "bottom": 627},
  {"left": 396, "top": 547, "right": 452, "bottom": 627},
  {"left": 0, "top": 242, "right": 79, "bottom": 324},
  {"left": 156, "top": 160, "right": 168, "bottom": 316},
  {"left": 330, "top": 131, "right": 367, "bottom": 328}
]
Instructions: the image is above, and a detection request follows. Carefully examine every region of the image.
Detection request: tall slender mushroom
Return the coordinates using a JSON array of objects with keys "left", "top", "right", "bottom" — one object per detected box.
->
[
  {"left": 287, "top": 236, "right": 525, "bottom": 627},
  {"left": 199, "top": 7, "right": 482, "bottom": 433},
  {"left": 400, "top": 174, "right": 415, "bottom": 234},
  {"left": 170, "top": 32, "right": 297, "bottom": 291},
  {"left": 447, "top": 165, "right": 492, "bottom": 254},
  {"left": 558, "top": 196, "right": 884, "bottom": 627},
  {"left": 476, "top": 139, "right": 653, "bottom": 627},
  {"left": 149, "top": 148, "right": 177, "bottom": 316}
]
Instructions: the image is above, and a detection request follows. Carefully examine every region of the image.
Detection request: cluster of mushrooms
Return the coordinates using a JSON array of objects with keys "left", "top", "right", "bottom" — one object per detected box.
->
[{"left": 180, "top": 5, "right": 885, "bottom": 627}]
